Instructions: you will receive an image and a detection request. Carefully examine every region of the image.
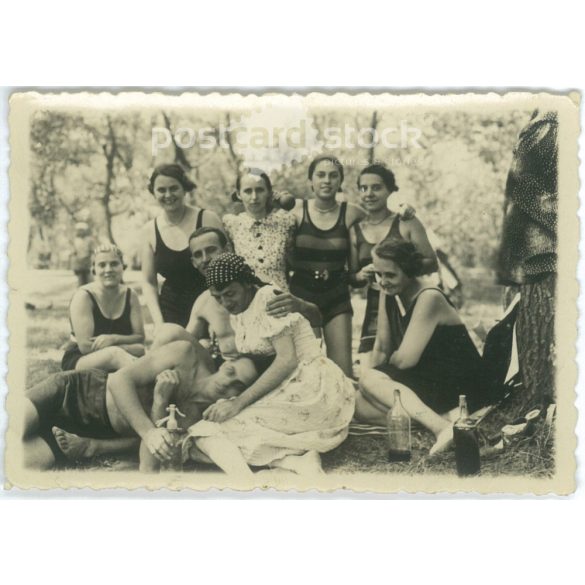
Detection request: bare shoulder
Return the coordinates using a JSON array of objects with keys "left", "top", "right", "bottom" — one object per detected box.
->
[
  {"left": 414, "top": 289, "right": 455, "bottom": 320},
  {"left": 161, "top": 340, "right": 195, "bottom": 364},
  {"left": 128, "top": 287, "right": 141, "bottom": 304},
  {"left": 400, "top": 215, "right": 426, "bottom": 235},
  {"left": 71, "top": 285, "right": 93, "bottom": 306},
  {"left": 193, "top": 290, "right": 212, "bottom": 313},
  {"left": 292, "top": 198, "right": 304, "bottom": 222},
  {"left": 345, "top": 202, "right": 366, "bottom": 226}
]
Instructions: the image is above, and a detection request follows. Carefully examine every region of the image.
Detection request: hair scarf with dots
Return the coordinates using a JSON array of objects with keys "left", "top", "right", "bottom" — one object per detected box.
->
[{"left": 205, "top": 252, "right": 265, "bottom": 290}]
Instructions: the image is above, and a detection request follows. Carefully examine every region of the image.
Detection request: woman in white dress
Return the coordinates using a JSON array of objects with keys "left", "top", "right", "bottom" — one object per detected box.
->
[{"left": 185, "top": 253, "right": 355, "bottom": 477}]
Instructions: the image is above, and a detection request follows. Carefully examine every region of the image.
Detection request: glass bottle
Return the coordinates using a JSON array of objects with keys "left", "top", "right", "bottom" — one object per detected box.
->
[
  {"left": 453, "top": 395, "right": 481, "bottom": 476},
  {"left": 159, "top": 404, "right": 186, "bottom": 472},
  {"left": 387, "top": 389, "right": 412, "bottom": 462}
]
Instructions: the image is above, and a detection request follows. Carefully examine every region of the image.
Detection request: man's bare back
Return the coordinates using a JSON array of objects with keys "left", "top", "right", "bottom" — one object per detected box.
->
[{"left": 107, "top": 341, "right": 217, "bottom": 435}]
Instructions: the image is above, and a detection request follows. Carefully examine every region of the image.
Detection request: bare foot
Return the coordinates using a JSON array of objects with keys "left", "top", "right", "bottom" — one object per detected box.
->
[
  {"left": 273, "top": 450, "right": 324, "bottom": 476},
  {"left": 429, "top": 425, "right": 454, "bottom": 457},
  {"left": 52, "top": 427, "right": 95, "bottom": 460}
]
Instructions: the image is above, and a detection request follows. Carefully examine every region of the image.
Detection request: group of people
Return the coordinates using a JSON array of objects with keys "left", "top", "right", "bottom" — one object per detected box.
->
[{"left": 22, "top": 154, "right": 493, "bottom": 477}]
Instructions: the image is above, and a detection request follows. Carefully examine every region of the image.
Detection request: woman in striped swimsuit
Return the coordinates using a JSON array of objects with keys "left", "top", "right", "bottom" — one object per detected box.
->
[{"left": 289, "top": 155, "right": 364, "bottom": 377}]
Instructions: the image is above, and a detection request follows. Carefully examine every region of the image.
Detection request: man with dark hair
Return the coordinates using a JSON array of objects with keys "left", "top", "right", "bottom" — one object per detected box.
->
[
  {"left": 22, "top": 340, "right": 261, "bottom": 470},
  {"left": 153, "top": 226, "right": 321, "bottom": 361}
]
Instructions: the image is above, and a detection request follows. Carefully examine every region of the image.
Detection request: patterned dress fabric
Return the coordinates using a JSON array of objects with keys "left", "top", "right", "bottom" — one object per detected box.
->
[
  {"left": 186, "top": 285, "right": 355, "bottom": 466},
  {"left": 223, "top": 209, "right": 296, "bottom": 292}
]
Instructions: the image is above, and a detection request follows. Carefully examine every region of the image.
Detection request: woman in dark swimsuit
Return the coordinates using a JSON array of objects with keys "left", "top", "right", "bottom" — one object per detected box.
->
[
  {"left": 61, "top": 244, "right": 145, "bottom": 372},
  {"left": 349, "top": 163, "right": 438, "bottom": 369},
  {"left": 289, "top": 155, "right": 365, "bottom": 377},
  {"left": 356, "top": 240, "right": 489, "bottom": 455},
  {"left": 141, "top": 164, "right": 224, "bottom": 329}
]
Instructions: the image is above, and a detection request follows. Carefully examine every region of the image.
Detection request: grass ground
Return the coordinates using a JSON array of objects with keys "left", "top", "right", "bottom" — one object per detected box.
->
[{"left": 21, "top": 269, "right": 554, "bottom": 478}]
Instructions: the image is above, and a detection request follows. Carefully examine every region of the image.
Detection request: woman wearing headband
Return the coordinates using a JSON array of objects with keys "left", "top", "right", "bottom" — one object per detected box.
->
[
  {"left": 61, "top": 244, "right": 145, "bottom": 372},
  {"left": 141, "top": 164, "right": 224, "bottom": 329},
  {"left": 183, "top": 252, "right": 355, "bottom": 477}
]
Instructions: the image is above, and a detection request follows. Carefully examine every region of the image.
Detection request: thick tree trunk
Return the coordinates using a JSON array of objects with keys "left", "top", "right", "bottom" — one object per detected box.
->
[{"left": 515, "top": 274, "right": 556, "bottom": 413}]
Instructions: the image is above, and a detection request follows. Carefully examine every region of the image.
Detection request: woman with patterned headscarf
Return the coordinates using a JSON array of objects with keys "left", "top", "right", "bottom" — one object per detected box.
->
[{"left": 183, "top": 252, "right": 355, "bottom": 477}]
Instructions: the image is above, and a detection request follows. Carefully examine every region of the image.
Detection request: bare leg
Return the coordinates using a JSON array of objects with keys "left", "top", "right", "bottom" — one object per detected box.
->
[
  {"left": 272, "top": 451, "right": 324, "bottom": 475},
  {"left": 22, "top": 398, "right": 55, "bottom": 470},
  {"left": 354, "top": 390, "right": 387, "bottom": 425},
  {"left": 357, "top": 350, "right": 373, "bottom": 374},
  {"left": 323, "top": 312, "right": 353, "bottom": 377},
  {"left": 52, "top": 427, "right": 138, "bottom": 460},
  {"left": 195, "top": 436, "right": 253, "bottom": 478},
  {"left": 151, "top": 323, "right": 192, "bottom": 349},
  {"left": 360, "top": 369, "right": 450, "bottom": 440},
  {"left": 76, "top": 346, "right": 135, "bottom": 372}
]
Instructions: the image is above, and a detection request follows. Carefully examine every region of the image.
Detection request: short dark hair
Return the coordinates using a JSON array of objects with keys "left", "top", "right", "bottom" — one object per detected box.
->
[
  {"left": 189, "top": 227, "right": 228, "bottom": 249},
  {"left": 373, "top": 240, "right": 424, "bottom": 278},
  {"left": 358, "top": 163, "right": 399, "bottom": 193},
  {"left": 308, "top": 154, "right": 345, "bottom": 186},
  {"left": 148, "top": 164, "right": 197, "bottom": 194}
]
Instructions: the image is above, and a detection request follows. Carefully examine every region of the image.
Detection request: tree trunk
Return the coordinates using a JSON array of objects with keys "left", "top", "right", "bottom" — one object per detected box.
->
[
  {"left": 162, "top": 112, "right": 192, "bottom": 170},
  {"left": 367, "top": 111, "right": 378, "bottom": 164},
  {"left": 515, "top": 274, "right": 556, "bottom": 413},
  {"left": 102, "top": 117, "right": 118, "bottom": 245}
]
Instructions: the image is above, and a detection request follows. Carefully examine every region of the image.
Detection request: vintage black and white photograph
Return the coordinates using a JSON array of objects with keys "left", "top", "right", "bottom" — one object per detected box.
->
[{"left": 4, "top": 91, "right": 579, "bottom": 492}]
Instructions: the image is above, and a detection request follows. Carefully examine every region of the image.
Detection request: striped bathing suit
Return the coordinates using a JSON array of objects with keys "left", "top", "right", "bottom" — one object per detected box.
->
[{"left": 290, "top": 200, "right": 353, "bottom": 325}]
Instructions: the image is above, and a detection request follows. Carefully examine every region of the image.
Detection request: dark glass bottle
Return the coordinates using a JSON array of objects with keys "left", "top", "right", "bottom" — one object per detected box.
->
[
  {"left": 387, "top": 389, "right": 412, "bottom": 462},
  {"left": 453, "top": 395, "right": 480, "bottom": 476}
]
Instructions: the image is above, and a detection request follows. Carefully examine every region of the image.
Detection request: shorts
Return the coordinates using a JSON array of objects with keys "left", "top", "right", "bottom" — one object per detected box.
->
[
  {"left": 26, "top": 369, "right": 119, "bottom": 460},
  {"left": 290, "top": 271, "right": 352, "bottom": 326}
]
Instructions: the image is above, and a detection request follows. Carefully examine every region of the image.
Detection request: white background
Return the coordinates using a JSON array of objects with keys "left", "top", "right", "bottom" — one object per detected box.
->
[{"left": 0, "top": 1, "right": 583, "bottom": 583}]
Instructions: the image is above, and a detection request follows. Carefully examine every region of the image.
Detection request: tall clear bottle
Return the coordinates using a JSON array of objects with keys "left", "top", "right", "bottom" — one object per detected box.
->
[
  {"left": 387, "top": 389, "right": 412, "bottom": 462},
  {"left": 453, "top": 395, "right": 480, "bottom": 476}
]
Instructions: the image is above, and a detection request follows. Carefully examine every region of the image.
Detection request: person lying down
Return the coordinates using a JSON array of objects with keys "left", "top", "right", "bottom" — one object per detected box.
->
[{"left": 21, "top": 339, "right": 265, "bottom": 471}]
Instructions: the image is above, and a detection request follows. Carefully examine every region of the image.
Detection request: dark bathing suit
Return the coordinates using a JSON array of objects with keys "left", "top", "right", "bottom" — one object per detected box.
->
[
  {"left": 61, "top": 288, "right": 134, "bottom": 371},
  {"left": 290, "top": 200, "right": 352, "bottom": 325},
  {"left": 26, "top": 369, "right": 119, "bottom": 463},
  {"left": 154, "top": 208, "right": 206, "bottom": 327},
  {"left": 355, "top": 216, "right": 404, "bottom": 353},
  {"left": 375, "top": 288, "right": 489, "bottom": 413}
]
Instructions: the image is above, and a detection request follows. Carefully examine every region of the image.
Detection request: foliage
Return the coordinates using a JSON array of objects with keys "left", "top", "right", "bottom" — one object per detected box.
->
[{"left": 28, "top": 104, "right": 532, "bottom": 273}]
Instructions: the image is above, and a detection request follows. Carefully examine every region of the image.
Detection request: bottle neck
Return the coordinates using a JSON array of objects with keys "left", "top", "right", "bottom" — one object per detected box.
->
[{"left": 458, "top": 396, "right": 469, "bottom": 421}]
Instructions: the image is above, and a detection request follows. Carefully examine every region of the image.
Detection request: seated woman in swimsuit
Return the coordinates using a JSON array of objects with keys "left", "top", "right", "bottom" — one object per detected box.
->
[
  {"left": 61, "top": 244, "right": 145, "bottom": 373},
  {"left": 349, "top": 163, "right": 438, "bottom": 369},
  {"left": 141, "top": 164, "right": 224, "bottom": 329},
  {"left": 355, "top": 240, "right": 489, "bottom": 455}
]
